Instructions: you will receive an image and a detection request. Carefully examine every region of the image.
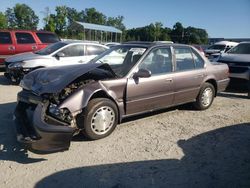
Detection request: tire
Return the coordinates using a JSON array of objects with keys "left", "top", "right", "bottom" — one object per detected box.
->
[
  {"left": 193, "top": 83, "right": 215, "bottom": 110},
  {"left": 83, "top": 98, "right": 118, "bottom": 140},
  {"left": 247, "top": 92, "right": 250, "bottom": 99}
]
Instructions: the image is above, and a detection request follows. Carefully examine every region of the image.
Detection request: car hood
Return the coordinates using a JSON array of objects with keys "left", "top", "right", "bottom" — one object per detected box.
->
[
  {"left": 218, "top": 53, "right": 250, "bottom": 63},
  {"left": 5, "top": 52, "right": 49, "bottom": 63},
  {"left": 21, "top": 63, "right": 116, "bottom": 95}
]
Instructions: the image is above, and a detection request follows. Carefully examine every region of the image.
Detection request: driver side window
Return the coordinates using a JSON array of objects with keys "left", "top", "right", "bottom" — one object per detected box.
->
[
  {"left": 60, "top": 44, "right": 85, "bottom": 57},
  {"left": 139, "top": 48, "right": 172, "bottom": 76}
]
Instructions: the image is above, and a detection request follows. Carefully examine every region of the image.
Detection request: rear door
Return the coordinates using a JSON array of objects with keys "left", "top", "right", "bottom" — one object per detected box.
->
[
  {"left": 172, "top": 47, "right": 206, "bottom": 104},
  {"left": 14, "top": 31, "right": 38, "bottom": 53},
  {"left": 85, "top": 44, "right": 107, "bottom": 62},
  {"left": 35, "top": 32, "right": 60, "bottom": 50},
  {"left": 0, "top": 31, "right": 15, "bottom": 65},
  {"left": 126, "top": 47, "right": 174, "bottom": 115}
]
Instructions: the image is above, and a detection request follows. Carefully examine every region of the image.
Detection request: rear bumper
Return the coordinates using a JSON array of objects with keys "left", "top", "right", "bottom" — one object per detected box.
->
[
  {"left": 15, "top": 91, "right": 75, "bottom": 153},
  {"left": 217, "top": 78, "right": 230, "bottom": 93}
]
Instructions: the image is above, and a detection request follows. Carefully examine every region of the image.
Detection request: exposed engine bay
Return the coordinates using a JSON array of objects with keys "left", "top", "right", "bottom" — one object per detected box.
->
[{"left": 45, "top": 67, "right": 116, "bottom": 126}]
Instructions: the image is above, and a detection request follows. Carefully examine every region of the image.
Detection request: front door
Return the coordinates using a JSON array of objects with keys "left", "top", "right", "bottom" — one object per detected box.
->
[
  {"left": 0, "top": 31, "right": 15, "bottom": 64},
  {"left": 54, "top": 44, "right": 86, "bottom": 66},
  {"left": 126, "top": 47, "right": 174, "bottom": 115}
]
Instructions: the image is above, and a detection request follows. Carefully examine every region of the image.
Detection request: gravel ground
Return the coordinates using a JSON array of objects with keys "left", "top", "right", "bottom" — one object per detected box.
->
[{"left": 0, "top": 72, "right": 250, "bottom": 188}]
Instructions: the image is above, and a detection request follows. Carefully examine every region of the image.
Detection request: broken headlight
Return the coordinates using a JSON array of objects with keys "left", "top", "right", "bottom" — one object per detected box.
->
[{"left": 48, "top": 103, "right": 73, "bottom": 124}]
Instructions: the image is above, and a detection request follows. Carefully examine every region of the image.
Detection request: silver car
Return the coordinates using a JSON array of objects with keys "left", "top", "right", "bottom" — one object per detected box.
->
[
  {"left": 4, "top": 41, "right": 108, "bottom": 83},
  {"left": 217, "top": 42, "right": 250, "bottom": 97}
]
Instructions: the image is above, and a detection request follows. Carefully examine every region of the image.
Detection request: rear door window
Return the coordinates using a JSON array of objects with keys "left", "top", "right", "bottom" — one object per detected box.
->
[
  {"left": 15, "top": 32, "right": 35, "bottom": 44},
  {"left": 191, "top": 48, "right": 205, "bottom": 69},
  {"left": 0, "top": 32, "right": 12, "bottom": 44},
  {"left": 36, "top": 32, "right": 60, "bottom": 43},
  {"left": 174, "top": 47, "right": 195, "bottom": 71},
  {"left": 86, "top": 45, "right": 107, "bottom": 55}
]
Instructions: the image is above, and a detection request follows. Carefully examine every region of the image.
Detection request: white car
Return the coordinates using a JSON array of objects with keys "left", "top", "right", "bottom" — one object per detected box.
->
[
  {"left": 4, "top": 41, "right": 108, "bottom": 83},
  {"left": 205, "top": 41, "right": 238, "bottom": 61}
]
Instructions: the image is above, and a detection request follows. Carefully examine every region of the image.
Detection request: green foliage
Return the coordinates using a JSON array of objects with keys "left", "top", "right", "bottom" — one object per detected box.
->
[
  {"left": 126, "top": 22, "right": 208, "bottom": 44},
  {"left": 5, "top": 3, "right": 39, "bottom": 29},
  {"left": 0, "top": 12, "right": 7, "bottom": 29},
  {"left": 1, "top": 4, "right": 208, "bottom": 44},
  {"left": 126, "top": 22, "right": 171, "bottom": 42}
]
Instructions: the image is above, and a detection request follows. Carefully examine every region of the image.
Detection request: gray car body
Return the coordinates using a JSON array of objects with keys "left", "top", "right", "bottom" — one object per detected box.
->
[
  {"left": 16, "top": 43, "right": 230, "bottom": 152},
  {"left": 22, "top": 43, "right": 229, "bottom": 121}
]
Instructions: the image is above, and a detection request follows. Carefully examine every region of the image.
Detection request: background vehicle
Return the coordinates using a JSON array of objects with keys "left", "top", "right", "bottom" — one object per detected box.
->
[
  {"left": 4, "top": 41, "right": 108, "bottom": 83},
  {"left": 0, "top": 30, "right": 59, "bottom": 67},
  {"left": 205, "top": 41, "right": 238, "bottom": 61},
  {"left": 104, "top": 42, "right": 120, "bottom": 48},
  {"left": 192, "top": 45, "right": 205, "bottom": 56},
  {"left": 217, "top": 42, "right": 250, "bottom": 97},
  {"left": 15, "top": 42, "right": 229, "bottom": 152}
]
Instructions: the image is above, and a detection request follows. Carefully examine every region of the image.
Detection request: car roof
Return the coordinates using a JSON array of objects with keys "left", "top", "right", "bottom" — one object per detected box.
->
[
  {"left": 59, "top": 40, "right": 109, "bottom": 47},
  {"left": 122, "top": 41, "right": 192, "bottom": 48},
  {"left": 0, "top": 29, "right": 55, "bottom": 34}
]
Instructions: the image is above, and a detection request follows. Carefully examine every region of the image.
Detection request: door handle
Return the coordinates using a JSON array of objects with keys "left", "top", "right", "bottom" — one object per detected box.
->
[
  {"left": 8, "top": 46, "right": 15, "bottom": 50},
  {"left": 32, "top": 46, "right": 37, "bottom": 50},
  {"left": 165, "top": 78, "right": 173, "bottom": 83}
]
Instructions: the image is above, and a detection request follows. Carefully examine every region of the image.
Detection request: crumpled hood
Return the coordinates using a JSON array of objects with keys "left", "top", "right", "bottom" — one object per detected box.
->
[
  {"left": 219, "top": 53, "right": 250, "bottom": 63},
  {"left": 5, "top": 52, "right": 49, "bottom": 63},
  {"left": 21, "top": 63, "right": 115, "bottom": 95}
]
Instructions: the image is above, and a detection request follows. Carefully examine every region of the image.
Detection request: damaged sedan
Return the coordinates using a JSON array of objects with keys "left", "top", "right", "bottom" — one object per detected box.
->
[{"left": 15, "top": 42, "right": 230, "bottom": 152}]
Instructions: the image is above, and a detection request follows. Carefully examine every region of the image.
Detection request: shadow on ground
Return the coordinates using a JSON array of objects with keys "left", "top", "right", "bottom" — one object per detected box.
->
[
  {"left": 35, "top": 123, "right": 250, "bottom": 188},
  {"left": 0, "top": 102, "right": 46, "bottom": 164}
]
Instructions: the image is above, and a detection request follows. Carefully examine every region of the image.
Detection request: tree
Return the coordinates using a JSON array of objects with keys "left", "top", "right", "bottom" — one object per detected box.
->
[
  {"left": 5, "top": 3, "right": 39, "bottom": 29},
  {"left": 107, "top": 16, "right": 126, "bottom": 31},
  {"left": 171, "top": 22, "right": 185, "bottom": 43},
  {"left": 54, "top": 6, "right": 68, "bottom": 36},
  {"left": 83, "top": 8, "right": 107, "bottom": 24},
  {"left": 0, "top": 12, "right": 7, "bottom": 29},
  {"left": 154, "top": 22, "right": 163, "bottom": 41},
  {"left": 183, "top": 27, "right": 208, "bottom": 44}
]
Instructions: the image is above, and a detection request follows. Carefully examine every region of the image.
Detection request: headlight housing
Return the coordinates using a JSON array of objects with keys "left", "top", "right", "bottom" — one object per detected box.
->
[{"left": 8, "top": 62, "right": 22, "bottom": 69}]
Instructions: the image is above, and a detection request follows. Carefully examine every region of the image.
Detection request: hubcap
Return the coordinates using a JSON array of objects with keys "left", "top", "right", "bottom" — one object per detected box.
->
[
  {"left": 91, "top": 106, "right": 115, "bottom": 135},
  {"left": 201, "top": 88, "right": 213, "bottom": 107}
]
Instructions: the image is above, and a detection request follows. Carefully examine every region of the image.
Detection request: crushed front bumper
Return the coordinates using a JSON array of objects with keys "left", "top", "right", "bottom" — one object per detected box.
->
[{"left": 15, "top": 91, "right": 75, "bottom": 153}]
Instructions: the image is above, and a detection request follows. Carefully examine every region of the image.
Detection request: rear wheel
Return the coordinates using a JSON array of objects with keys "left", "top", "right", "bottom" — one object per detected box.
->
[
  {"left": 193, "top": 83, "right": 215, "bottom": 110},
  {"left": 83, "top": 98, "right": 118, "bottom": 140}
]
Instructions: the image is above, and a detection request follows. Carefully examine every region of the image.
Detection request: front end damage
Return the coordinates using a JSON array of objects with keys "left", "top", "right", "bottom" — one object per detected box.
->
[{"left": 14, "top": 64, "right": 116, "bottom": 153}]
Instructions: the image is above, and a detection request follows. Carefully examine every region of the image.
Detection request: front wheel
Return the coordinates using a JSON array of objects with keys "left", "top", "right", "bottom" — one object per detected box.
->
[
  {"left": 193, "top": 83, "right": 215, "bottom": 110},
  {"left": 83, "top": 98, "right": 118, "bottom": 140}
]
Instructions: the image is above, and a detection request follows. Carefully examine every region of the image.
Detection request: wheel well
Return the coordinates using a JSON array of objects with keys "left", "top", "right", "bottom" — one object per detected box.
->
[
  {"left": 205, "top": 79, "right": 217, "bottom": 96},
  {"left": 89, "top": 90, "right": 121, "bottom": 122}
]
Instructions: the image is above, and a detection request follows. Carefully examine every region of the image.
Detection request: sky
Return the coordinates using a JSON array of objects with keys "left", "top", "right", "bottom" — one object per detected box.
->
[{"left": 1, "top": 0, "right": 250, "bottom": 38}]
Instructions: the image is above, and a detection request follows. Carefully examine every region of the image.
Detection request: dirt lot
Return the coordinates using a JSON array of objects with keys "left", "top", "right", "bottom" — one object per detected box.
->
[{"left": 0, "top": 72, "right": 250, "bottom": 188}]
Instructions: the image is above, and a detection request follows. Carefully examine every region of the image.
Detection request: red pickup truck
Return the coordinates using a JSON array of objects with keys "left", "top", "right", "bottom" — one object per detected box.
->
[{"left": 0, "top": 30, "right": 60, "bottom": 67}]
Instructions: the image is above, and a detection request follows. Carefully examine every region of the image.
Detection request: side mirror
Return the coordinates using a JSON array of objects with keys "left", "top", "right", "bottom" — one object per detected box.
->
[
  {"left": 55, "top": 52, "right": 65, "bottom": 59},
  {"left": 133, "top": 68, "right": 151, "bottom": 79}
]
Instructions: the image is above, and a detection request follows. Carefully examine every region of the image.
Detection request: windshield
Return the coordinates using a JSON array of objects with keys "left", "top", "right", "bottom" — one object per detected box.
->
[
  {"left": 227, "top": 43, "right": 250, "bottom": 54},
  {"left": 91, "top": 45, "right": 147, "bottom": 77},
  {"left": 207, "top": 44, "right": 226, "bottom": 50},
  {"left": 35, "top": 42, "right": 67, "bottom": 55}
]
